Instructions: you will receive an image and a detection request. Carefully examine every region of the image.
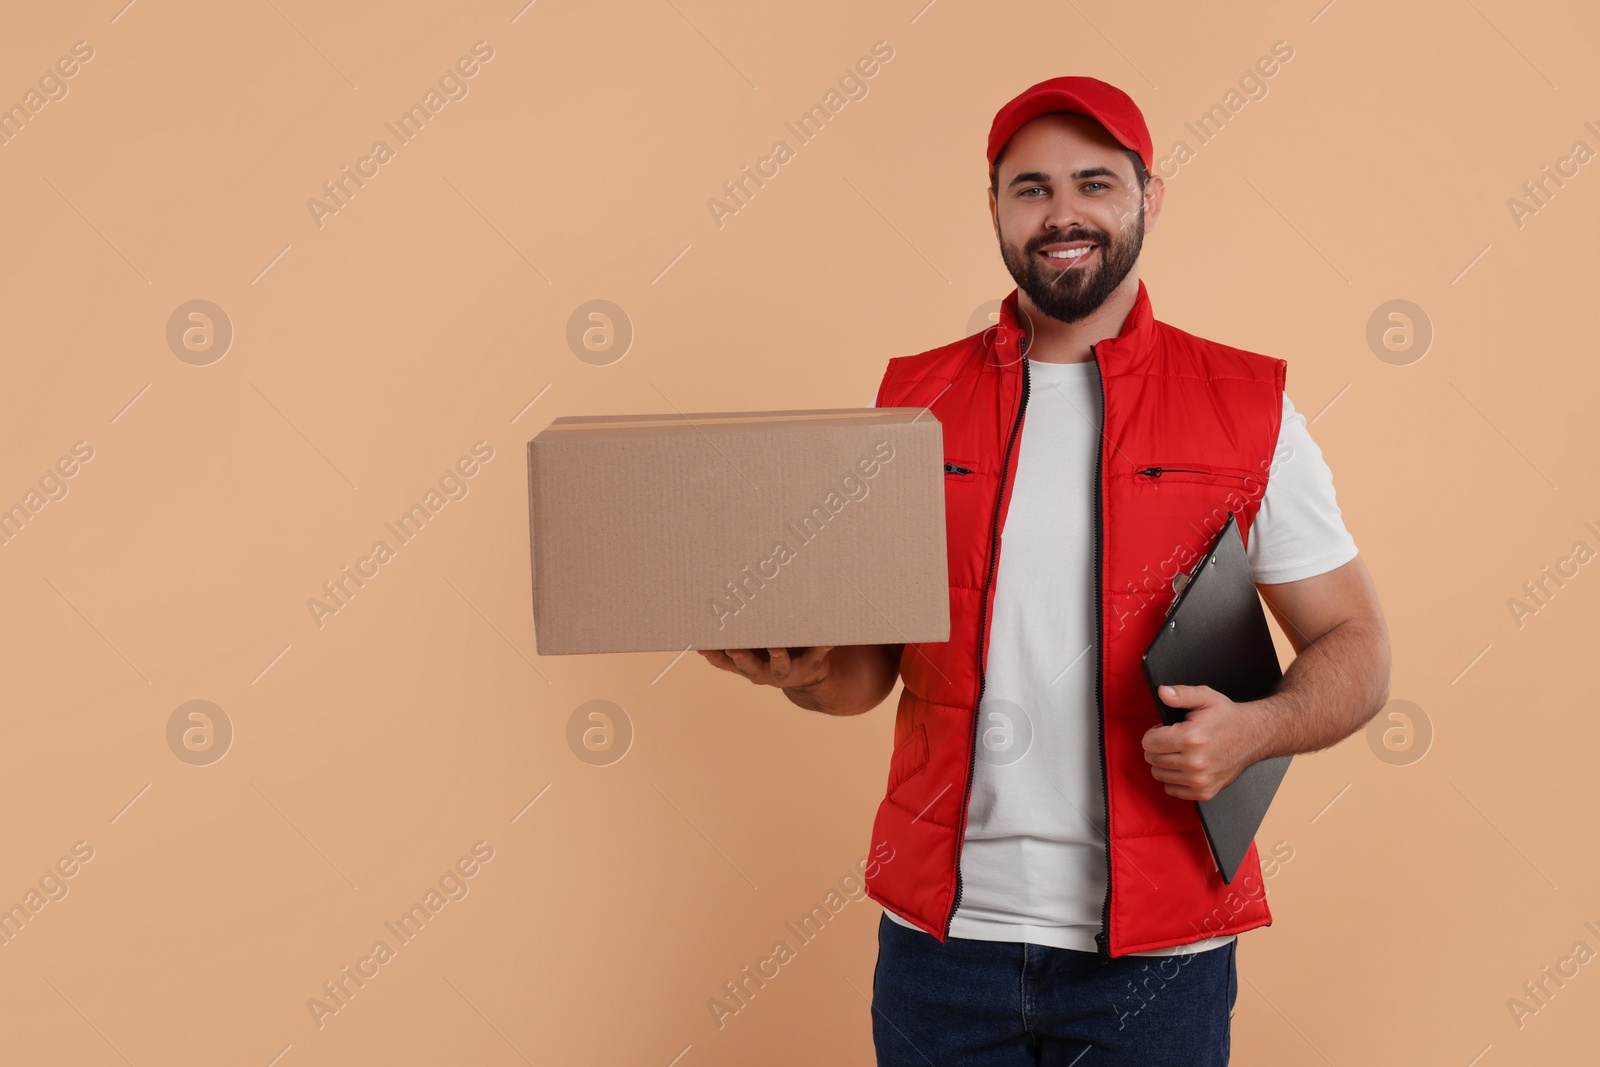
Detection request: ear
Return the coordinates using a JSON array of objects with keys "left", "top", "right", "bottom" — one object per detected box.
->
[
  {"left": 987, "top": 182, "right": 1000, "bottom": 235},
  {"left": 1142, "top": 174, "right": 1166, "bottom": 236}
]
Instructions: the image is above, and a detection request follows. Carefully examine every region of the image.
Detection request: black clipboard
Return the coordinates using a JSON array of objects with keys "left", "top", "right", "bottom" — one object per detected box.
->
[{"left": 1140, "top": 512, "right": 1291, "bottom": 884}]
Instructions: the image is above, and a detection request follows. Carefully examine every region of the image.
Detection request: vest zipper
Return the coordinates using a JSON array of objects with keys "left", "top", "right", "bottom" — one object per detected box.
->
[
  {"left": 947, "top": 335, "right": 1030, "bottom": 939},
  {"left": 1092, "top": 343, "right": 1113, "bottom": 962},
  {"left": 944, "top": 462, "right": 975, "bottom": 475}
]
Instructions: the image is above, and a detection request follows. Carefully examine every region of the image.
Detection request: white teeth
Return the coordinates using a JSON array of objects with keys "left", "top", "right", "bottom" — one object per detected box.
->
[{"left": 1045, "top": 246, "right": 1093, "bottom": 259}]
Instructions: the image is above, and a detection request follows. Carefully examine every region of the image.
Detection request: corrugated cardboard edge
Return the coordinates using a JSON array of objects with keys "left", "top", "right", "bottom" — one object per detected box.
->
[
  {"left": 526, "top": 438, "right": 541, "bottom": 656},
  {"left": 539, "top": 407, "right": 929, "bottom": 435}
]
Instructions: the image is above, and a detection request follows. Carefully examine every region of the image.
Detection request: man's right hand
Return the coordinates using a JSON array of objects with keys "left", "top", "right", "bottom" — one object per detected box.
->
[
  {"left": 697, "top": 644, "right": 903, "bottom": 716},
  {"left": 697, "top": 647, "right": 835, "bottom": 690}
]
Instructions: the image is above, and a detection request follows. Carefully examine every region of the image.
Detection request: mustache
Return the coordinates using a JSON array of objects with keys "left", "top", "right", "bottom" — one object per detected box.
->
[{"left": 1026, "top": 229, "right": 1108, "bottom": 254}]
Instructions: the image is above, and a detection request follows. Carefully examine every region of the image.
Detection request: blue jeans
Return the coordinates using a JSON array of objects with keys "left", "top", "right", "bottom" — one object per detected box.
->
[{"left": 872, "top": 912, "right": 1237, "bottom": 1066}]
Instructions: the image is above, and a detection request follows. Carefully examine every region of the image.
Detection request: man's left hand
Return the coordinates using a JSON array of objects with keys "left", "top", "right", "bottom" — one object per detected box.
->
[{"left": 1141, "top": 685, "right": 1270, "bottom": 801}]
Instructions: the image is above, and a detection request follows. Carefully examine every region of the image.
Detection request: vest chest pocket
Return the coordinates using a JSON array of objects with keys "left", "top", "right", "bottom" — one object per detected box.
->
[
  {"left": 1131, "top": 461, "right": 1266, "bottom": 497},
  {"left": 1139, "top": 460, "right": 1260, "bottom": 489}
]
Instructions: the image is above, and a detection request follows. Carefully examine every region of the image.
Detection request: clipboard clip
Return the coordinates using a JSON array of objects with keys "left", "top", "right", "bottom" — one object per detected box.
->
[{"left": 1163, "top": 539, "right": 1226, "bottom": 620}]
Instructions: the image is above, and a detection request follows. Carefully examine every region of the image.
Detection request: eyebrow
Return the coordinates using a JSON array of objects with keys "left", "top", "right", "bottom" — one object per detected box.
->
[{"left": 1007, "top": 166, "right": 1121, "bottom": 189}]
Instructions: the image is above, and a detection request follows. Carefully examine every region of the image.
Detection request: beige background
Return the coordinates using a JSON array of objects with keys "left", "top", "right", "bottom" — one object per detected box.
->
[{"left": 1, "top": 0, "right": 1596, "bottom": 1063}]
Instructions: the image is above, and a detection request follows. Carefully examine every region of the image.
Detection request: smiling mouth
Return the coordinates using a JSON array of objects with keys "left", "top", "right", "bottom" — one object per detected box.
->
[{"left": 1038, "top": 243, "right": 1099, "bottom": 267}]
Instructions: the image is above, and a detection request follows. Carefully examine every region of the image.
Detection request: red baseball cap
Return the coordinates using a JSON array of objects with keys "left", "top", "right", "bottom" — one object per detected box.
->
[{"left": 987, "top": 76, "right": 1153, "bottom": 178}]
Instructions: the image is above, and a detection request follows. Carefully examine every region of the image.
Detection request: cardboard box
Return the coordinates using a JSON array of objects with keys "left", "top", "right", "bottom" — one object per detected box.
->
[{"left": 527, "top": 408, "right": 950, "bottom": 655}]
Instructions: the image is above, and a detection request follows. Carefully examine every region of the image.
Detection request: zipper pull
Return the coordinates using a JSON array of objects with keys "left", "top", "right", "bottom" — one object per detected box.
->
[
  {"left": 944, "top": 462, "right": 975, "bottom": 475},
  {"left": 1136, "top": 466, "right": 1162, "bottom": 477}
]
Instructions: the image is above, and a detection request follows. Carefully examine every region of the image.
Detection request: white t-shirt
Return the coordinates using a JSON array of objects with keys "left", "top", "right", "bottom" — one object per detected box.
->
[{"left": 873, "top": 357, "right": 1359, "bottom": 955}]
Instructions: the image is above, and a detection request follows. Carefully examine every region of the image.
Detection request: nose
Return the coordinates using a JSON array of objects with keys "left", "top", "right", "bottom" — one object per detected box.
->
[{"left": 1040, "top": 190, "right": 1093, "bottom": 238}]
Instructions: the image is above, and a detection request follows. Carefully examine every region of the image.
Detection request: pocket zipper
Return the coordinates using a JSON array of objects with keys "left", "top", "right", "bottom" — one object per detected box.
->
[
  {"left": 944, "top": 462, "right": 975, "bottom": 475},
  {"left": 1135, "top": 465, "right": 1249, "bottom": 481}
]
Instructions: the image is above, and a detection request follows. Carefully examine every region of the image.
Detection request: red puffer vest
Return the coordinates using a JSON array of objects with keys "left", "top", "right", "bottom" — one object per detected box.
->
[{"left": 866, "top": 279, "right": 1286, "bottom": 957}]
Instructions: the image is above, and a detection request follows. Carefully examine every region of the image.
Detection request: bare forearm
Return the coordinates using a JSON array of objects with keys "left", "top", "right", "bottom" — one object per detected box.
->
[
  {"left": 785, "top": 644, "right": 901, "bottom": 716},
  {"left": 1249, "top": 619, "right": 1391, "bottom": 760}
]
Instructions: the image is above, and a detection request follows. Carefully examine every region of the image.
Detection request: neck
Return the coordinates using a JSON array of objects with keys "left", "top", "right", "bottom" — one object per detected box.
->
[{"left": 1017, "top": 271, "right": 1140, "bottom": 364}]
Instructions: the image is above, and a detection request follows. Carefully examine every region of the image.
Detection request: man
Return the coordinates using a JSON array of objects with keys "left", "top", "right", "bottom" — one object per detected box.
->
[{"left": 699, "top": 76, "right": 1390, "bottom": 1065}]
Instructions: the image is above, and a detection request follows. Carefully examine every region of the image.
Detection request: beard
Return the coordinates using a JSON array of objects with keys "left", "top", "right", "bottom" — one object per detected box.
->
[{"left": 998, "top": 205, "right": 1144, "bottom": 324}]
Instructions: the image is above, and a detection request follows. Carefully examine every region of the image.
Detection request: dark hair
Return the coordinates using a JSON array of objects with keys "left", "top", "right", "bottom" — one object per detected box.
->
[{"left": 990, "top": 145, "right": 1149, "bottom": 197}]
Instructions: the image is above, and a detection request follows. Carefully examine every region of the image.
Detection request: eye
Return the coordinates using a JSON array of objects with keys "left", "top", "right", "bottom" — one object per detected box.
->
[
  {"left": 1082, "top": 181, "right": 1110, "bottom": 192},
  {"left": 1019, "top": 186, "right": 1046, "bottom": 197}
]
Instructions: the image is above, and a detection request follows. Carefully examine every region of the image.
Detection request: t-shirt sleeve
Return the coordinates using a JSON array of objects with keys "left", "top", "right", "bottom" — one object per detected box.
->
[{"left": 1246, "top": 393, "right": 1360, "bottom": 584}]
